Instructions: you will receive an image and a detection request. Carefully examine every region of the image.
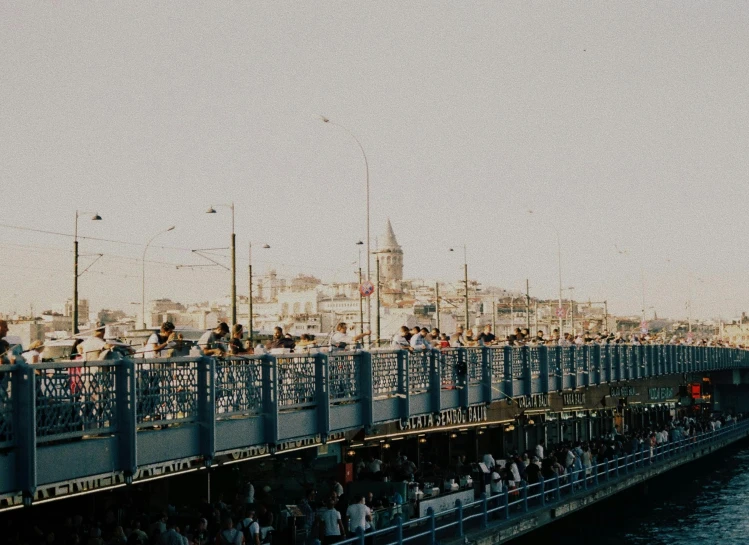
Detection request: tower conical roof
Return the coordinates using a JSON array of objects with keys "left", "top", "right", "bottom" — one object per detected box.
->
[{"left": 380, "top": 219, "right": 401, "bottom": 250}]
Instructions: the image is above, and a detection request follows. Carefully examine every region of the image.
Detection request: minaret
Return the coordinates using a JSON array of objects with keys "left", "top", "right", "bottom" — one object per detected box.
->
[{"left": 378, "top": 219, "right": 403, "bottom": 289}]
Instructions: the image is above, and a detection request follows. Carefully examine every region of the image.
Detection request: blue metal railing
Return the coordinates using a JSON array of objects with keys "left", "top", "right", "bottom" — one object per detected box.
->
[
  {"left": 316, "top": 419, "right": 749, "bottom": 545},
  {"left": 1, "top": 344, "right": 748, "bottom": 503}
]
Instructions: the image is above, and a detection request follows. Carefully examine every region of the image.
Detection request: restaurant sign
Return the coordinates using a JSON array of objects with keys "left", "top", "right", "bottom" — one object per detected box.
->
[
  {"left": 515, "top": 394, "right": 550, "bottom": 409},
  {"left": 648, "top": 387, "right": 675, "bottom": 401},
  {"left": 610, "top": 386, "right": 638, "bottom": 397},
  {"left": 398, "top": 405, "right": 487, "bottom": 431},
  {"left": 562, "top": 392, "right": 585, "bottom": 405}
]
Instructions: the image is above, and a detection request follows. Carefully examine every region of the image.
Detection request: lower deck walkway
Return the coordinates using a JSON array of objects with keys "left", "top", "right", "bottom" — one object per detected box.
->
[{"left": 326, "top": 419, "right": 749, "bottom": 545}]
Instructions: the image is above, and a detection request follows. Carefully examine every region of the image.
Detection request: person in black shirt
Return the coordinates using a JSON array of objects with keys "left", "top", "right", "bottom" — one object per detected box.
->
[
  {"left": 525, "top": 457, "right": 541, "bottom": 484},
  {"left": 477, "top": 325, "right": 496, "bottom": 345}
]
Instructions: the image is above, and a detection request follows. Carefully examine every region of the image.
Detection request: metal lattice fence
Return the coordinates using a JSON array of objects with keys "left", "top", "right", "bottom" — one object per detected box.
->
[
  {"left": 0, "top": 366, "right": 13, "bottom": 448},
  {"left": 36, "top": 363, "right": 117, "bottom": 441},
  {"left": 329, "top": 353, "right": 360, "bottom": 402},
  {"left": 276, "top": 355, "right": 317, "bottom": 409},
  {"left": 215, "top": 357, "right": 264, "bottom": 418},
  {"left": 136, "top": 359, "right": 199, "bottom": 427},
  {"left": 372, "top": 352, "right": 400, "bottom": 397}
]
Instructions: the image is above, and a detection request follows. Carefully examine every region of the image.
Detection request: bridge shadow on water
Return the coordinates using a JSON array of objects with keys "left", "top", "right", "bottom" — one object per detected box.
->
[{"left": 507, "top": 438, "right": 749, "bottom": 545}]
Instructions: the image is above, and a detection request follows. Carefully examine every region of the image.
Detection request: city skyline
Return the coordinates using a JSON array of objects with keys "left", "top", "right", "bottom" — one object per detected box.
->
[{"left": 2, "top": 3, "right": 749, "bottom": 321}]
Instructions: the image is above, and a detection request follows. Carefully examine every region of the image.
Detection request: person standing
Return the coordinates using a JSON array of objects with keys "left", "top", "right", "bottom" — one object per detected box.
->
[
  {"left": 391, "top": 326, "right": 412, "bottom": 351},
  {"left": 143, "top": 322, "right": 176, "bottom": 358},
  {"left": 78, "top": 324, "right": 112, "bottom": 361},
  {"left": 330, "top": 322, "right": 370, "bottom": 350},
  {"left": 22, "top": 340, "right": 44, "bottom": 364},
  {"left": 229, "top": 324, "right": 248, "bottom": 355},
  {"left": 198, "top": 323, "right": 230, "bottom": 357},
  {"left": 345, "top": 495, "right": 372, "bottom": 538},
  {"left": 319, "top": 497, "right": 346, "bottom": 544},
  {"left": 477, "top": 325, "right": 496, "bottom": 345},
  {"left": 409, "top": 327, "right": 431, "bottom": 350}
]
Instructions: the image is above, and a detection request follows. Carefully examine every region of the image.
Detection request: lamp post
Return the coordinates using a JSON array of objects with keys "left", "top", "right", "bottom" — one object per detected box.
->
[
  {"left": 450, "top": 245, "right": 469, "bottom": 330},
  {"left": 356, "top": 241, "right": 364, "bottom": 335},
  {"left": 563, "top": 286, "right": 575, "bottom": 334},
  {"left": 73, "top": 210, "right": 102, "bottom": 334},
  {"left": 142, "top": 226, "right": 175, "bottom": 328},
  {"left": 527, "top": 212, "right": 563, "bottom": 335},
  {"left": 319, "top": 115, "right": 371, "bottom": 330},
  {"left": 248, "top": 242, "right": 271, "bottom": 346},
  {"left": 207, "top": 203, "right": 236, "bottom": 325}
]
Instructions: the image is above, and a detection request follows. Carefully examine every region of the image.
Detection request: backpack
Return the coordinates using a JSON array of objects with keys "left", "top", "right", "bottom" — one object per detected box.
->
[{"left": 235, "top": 519, "right": 254, "bottom": 544}]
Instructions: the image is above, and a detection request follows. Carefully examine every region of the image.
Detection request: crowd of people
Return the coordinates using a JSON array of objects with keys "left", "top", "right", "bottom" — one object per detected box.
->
[
  {"left": 0, "top": 315, "right": 743, "bottom": 366},
  {"left": 389, "top": 324, "right": 739, "bottom": 351},
  {"left": 478, "top": 412, "right": 742, "bottom": 498}
]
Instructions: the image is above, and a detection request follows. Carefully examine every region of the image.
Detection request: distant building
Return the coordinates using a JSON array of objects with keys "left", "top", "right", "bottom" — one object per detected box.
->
[
  {"left": 64, "top": 298, "right": 89, "bottom": 325},
  {"left": 376, "top": 219, "right": 404, "bottom": 305}
]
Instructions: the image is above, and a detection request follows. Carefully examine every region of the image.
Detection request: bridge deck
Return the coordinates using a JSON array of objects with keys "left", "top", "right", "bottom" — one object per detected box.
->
[{"left": 0, "top": 344, "right": 744, "bottom": 506}]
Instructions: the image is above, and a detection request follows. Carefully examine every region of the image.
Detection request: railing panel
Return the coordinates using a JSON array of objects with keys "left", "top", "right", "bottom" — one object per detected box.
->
[
  {"left": 440, "top": 349, "right": 460, "bottom": 389},
  {"left": 548, "top": 347, "right": 561, "bottom": 390},
  {"left": 275, "top": 355, "right": 317, "bottom": 410},
  {"left": 408, "top": 351, "right": 431, "bottom": 394},
  {"left": 529, "top": 347, "right": 541, "bottom": 376},
  {"left": 561, "top": 347, "right": 575, "bottom": 390},
  {"left": 329, "top": 352, "right": 361, "bottom": 402},
  {"left": 0, "top": 365, "right": 12, "bottom": 449},
  {"left": 490, "top": 347, "right": 506, "bottom": 382},
  {"left": 214, "top": 357, "right": 264, "bottom": 419},
  {"left": 574, "top": 346, "right": 586, "bottom": 386},
  {"left": 510, "top": 348, "right": 524, "bottom": 379},
  {"left": 371, "top": 351, "right": 400, "bottom": 397},
  {"left": 136, "top": 358, "right": 200, "bottom": 426},
  {"left": 466, "top": 347, "right": 483, "bottom": 384},
  {"left": 36, "top": 361, "right": 118, "bottom": 442}
]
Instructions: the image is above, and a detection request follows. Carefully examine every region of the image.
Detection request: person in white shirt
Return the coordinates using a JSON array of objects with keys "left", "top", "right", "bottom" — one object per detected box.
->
[
  {"left": 330, "top": 322, "right": 370, "bottom": 350},
  {"left": 143, "top": 322, "right": 176, "bottom": 358},
  {"left": 198, "top": 323, "right": 229, "bottom": 357},
  {"left": 409, "top": 327, "right": 431, "bottom": 350},
  {"left": 482, "top": 453, "right": 496, "bottom": 471},
  {"left": 236, "top": 509, "right": 260, "bottom": 545},
  {"left": 22, "top": 340, "right": 44, "bottom": 364},
  {"left": 535, "top": 440, "right": 545, "bottom": 460},
  {"left": 490, "top": 471, "right": 503, "bottom": 495},
  {"left": 319, "top": 497, "right": 346, "bottom": 544},
  {"left": 345, "top": 495, "right": 372, "bottom": 537},
  {"left": 215, "top": 516, "right": 243, "bottom": 545},
  {"left": 391, "top": 326, "right": 413, "bottom": 351},
  {"left": 330, "top": 479, "right": 344, "bottom": 498},
  {"left": 78, "top": 325, "right": 111, "bottom": 361}
]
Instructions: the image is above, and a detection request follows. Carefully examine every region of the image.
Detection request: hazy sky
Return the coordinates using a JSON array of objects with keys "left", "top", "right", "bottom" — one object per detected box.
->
[{"left": 2, "top": 2, "right": 748, "bottom": 321}]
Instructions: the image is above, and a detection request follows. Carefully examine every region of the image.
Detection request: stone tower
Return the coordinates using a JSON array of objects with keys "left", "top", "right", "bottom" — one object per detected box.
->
[{"left": 377, "top": 219, "right": 403, "bottom": 289}]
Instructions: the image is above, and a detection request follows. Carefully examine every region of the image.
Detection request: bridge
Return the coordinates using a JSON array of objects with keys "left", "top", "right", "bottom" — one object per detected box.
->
[{"left": 0, "top": 344, "right": 745, "bottom": 509}]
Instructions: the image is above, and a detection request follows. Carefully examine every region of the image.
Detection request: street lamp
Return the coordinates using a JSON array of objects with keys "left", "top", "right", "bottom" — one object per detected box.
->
[
  {"left": 527, "top": 211, "right": 563, "bottom": 335},
  {"left": 73, "top": 211, "right": 102, "bottom": 334},
  {"left": 141, "top": 226, "right": 175, "bottom": 328},
  {"left": 356, "top": 241, "right": 364, "bottom": 335},
  {"left": 563, "top": 286, "right": 575, "bottom": 334},
  {"left": 248, "top": 242, "right": 271, "bottom": 346},
  {"left": 207, "top": 203, "right": 236, "bottom": 325},
  {"left": 319, "top": 115, "right": 371, "bottom": 329},
  {"left": 449, "top": 245, "right": 469, "bottom": 330}
]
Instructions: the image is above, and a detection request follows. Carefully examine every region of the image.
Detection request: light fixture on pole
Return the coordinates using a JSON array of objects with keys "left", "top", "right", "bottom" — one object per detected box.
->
[
  {"left": 319, "top": 115, "right": 371, "bottom": 330},
  {"left": 207, "top": 203, "right": 237, "bottom": 325},
  {"left": 248, "top": 242, "right": 271, "bottom": 346},
  {"left": 73, "top": 211, "right": 103, "bottom": 334},
  {"left": 141, "top": 226, "right": 175, "bottom": 329}
]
